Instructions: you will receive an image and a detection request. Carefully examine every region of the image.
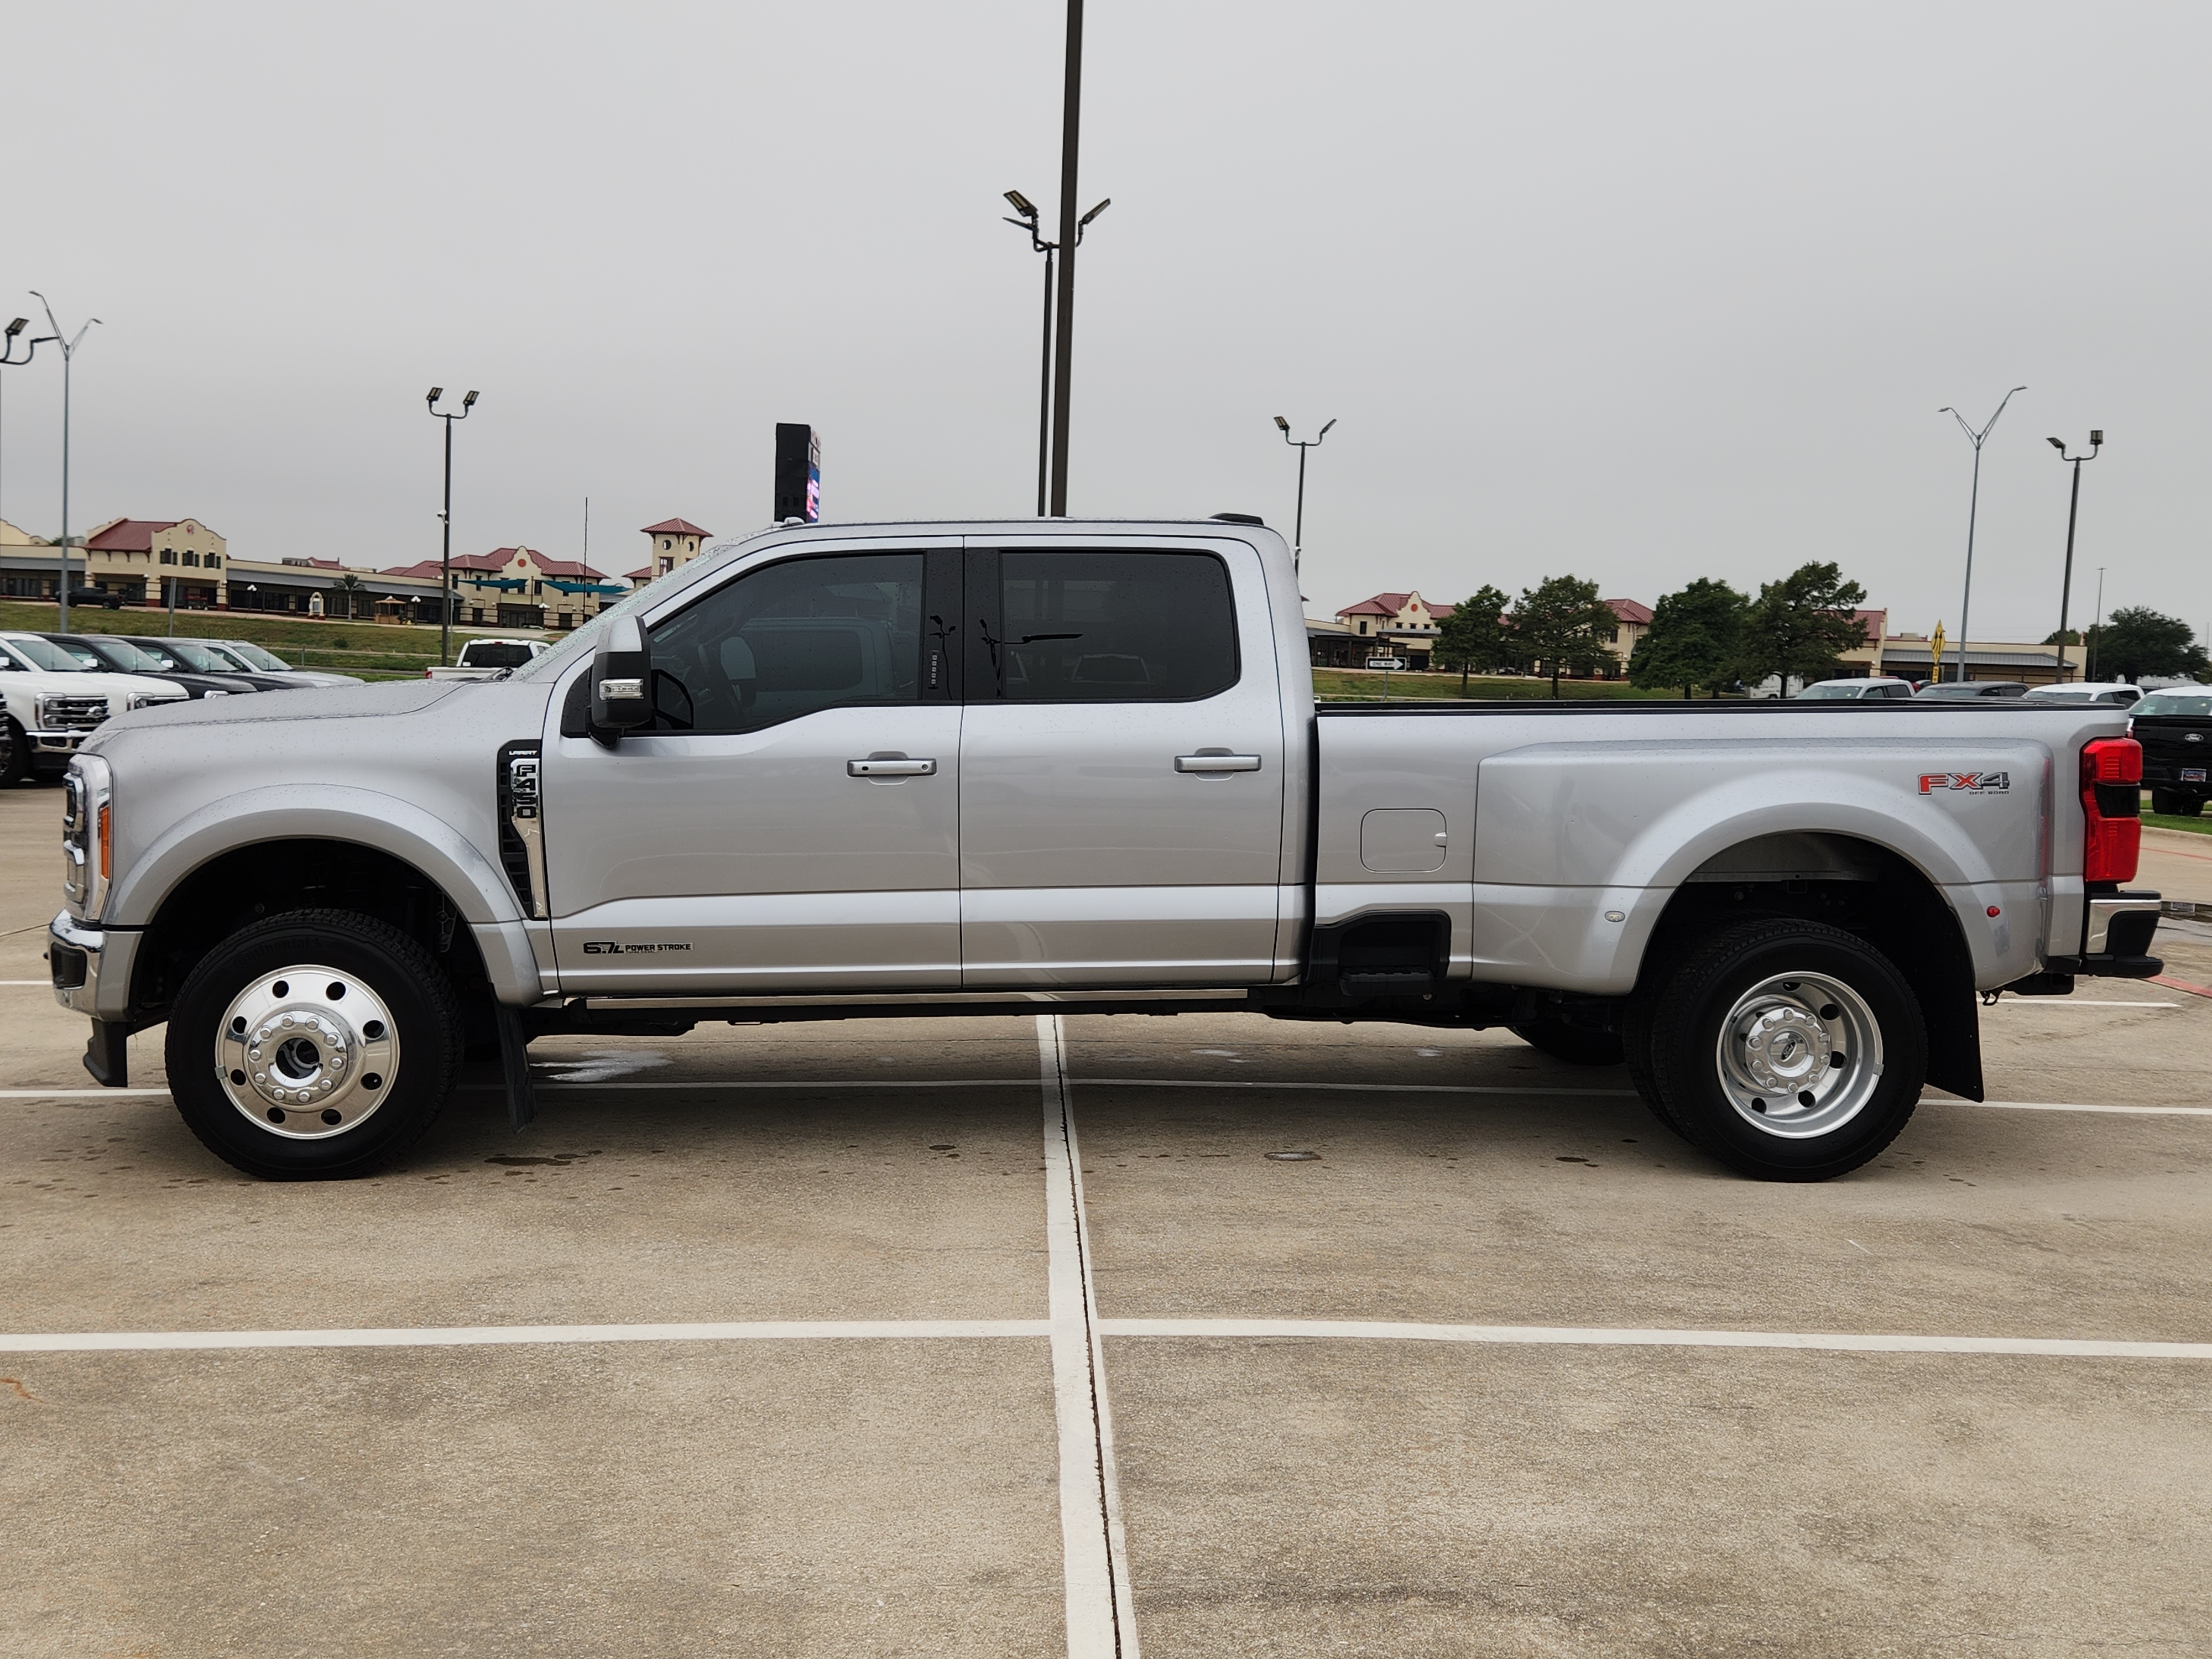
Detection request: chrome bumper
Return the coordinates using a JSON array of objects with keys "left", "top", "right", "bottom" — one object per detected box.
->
[
  {"left": 27, "top": 728, "right": 90, "bottom": 756},
  {"left": 2085, "top": 893, "right": 2163, "bottom": 955},
  {"left": 49, "top": 909, "right": 135, "bottom": 1020}
]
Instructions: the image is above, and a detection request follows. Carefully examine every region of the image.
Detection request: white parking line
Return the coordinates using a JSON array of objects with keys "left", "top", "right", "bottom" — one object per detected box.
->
[
  {"left": 1095, "top": 1318, "right": 2212, "bottom": 1359},
  {"left": 0, "top": 1320, "right": 1049, "bottom": 1354},
  {"left": 1039, "top": 1015, "right": 1140, "bottom": 1659},
  {"left": 1963, "top": 1100, "right": 2212, "bottom": 1117},
  {"left": 1987, "top": 999, "right": 2179, "bottom": 1009}
]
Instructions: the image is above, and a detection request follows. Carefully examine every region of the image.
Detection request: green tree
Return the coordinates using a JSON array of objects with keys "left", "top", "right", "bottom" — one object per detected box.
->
[
  {"left": 1432, "top": 585, "right": 1511, "bottom": 692},
  {"left": 2098, "top": 607, "right": 2211, "bottom": 682},
  {"left": 1629, "top": 578, "right": 1748, "bottom": 698},
  {"left": 1735, "top": 562, "right": 1868, "bottom": 692},
  {"left": 335, "top": 572, "right": 367, "bottom": 621},
  {"left": 1511, "top": 575, "right": 1620, "bottom": 697}
]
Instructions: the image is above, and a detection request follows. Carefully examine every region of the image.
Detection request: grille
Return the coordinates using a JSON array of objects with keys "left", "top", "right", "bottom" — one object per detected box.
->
[{"left": 38, "top": 697, "right": 109, "bottom": 733}]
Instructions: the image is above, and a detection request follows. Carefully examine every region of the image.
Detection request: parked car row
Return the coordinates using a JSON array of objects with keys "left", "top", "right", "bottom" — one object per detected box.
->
[
  {"left": 0, "top": 629, "right": 361, "bottom": 785},
  {"left": 1797, "top": 675, "right": 2150, "bottom": 706}
]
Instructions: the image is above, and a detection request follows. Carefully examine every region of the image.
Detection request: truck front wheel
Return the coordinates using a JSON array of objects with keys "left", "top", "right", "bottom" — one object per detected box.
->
[
  {"left": 165, "top": 909, "right": 463, "bottom": 1180},
  {"left": 1645, "top": 919, "right": 1926, "bottom": 1181}
]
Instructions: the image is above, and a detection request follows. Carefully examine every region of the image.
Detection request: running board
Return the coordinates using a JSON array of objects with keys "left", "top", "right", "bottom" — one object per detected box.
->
[{"left": 577, "top": 988, "right": 1254, "bottom": 1012}]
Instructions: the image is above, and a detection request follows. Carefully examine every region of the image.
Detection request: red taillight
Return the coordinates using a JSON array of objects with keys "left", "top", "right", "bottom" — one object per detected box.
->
[{"left": 2080, "top": 737, "right": 2141, "bottom": 884}]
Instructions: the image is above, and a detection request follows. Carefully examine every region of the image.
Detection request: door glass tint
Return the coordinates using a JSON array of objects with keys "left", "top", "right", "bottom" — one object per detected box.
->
[
  {"left": 648, "top": 553, "right": 924, "bottom": 733},
  {"left": 994, "top": 551, "right": 1237, "bottom": 702}
]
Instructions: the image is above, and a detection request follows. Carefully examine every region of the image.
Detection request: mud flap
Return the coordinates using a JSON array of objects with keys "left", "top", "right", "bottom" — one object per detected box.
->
[
  {"left": 81, "top": 1021, "right": 129, "bottom": 1088},
  {"left": 495, "top": 1003, "right": 536, "bottom": 1130}
]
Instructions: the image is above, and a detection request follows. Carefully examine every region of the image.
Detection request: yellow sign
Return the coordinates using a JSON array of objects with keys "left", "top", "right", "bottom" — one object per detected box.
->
[{"left": 1930, "top": 621, "right": 1947, "bottom": 680}]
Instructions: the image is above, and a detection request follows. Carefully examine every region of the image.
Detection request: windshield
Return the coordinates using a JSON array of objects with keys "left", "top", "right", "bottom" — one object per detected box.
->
[
  {"left": 2135, "top": 691, "right": 2212, "bottom": 717},
  {"left": 145, "top": 639, "right": 234, "bottom": 672},
  {"left": 1794, "top": 684, "right": 1864, "bottom": 699},
  {"left": 509, "top": 580, "right": 662, "bottom": 685},
  {"left": 461, "top": 641, "right": 540, "bottom": 669},
  {"left": 211, "top": 640, "right": 291, "bottom": 670},
  {"left": 69, "top": 637, "right": 161, "bottom": 671},
  {"left": 4, "top": 635, "right": 93, "bottom": 671},
  {"left": 2023, "top": 688, "right": 2092, "bottom": 702}
]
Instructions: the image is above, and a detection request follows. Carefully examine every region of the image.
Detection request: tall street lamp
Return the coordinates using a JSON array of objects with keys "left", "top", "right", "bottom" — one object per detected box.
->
[
  {"left": 29, "top": 294, "right": 100, "bottom": 634},
  {"left": 1938, "top": 386, "right": 2025, "bottom": 684},
  {"left": 2088, "top": 565, "right": 2106, "bottom": 682},
  {"left": 1272, "top": 416, "right": 1336, "bottom": 575},
  {"left": 1047, "top": 0, "right": 1086, "bottom": 517},
  {"left": 2047, "top": 429, "right": 2103, "bottom": 683},
  {"left": 426, "top": 387, "right": 478, "bottom": 667},
  {"left": 1004, "top": 190, "right": 1108, "bottom": 517},
  {"left": 1, "top": 317, "right": 40, "bottom": 537}
]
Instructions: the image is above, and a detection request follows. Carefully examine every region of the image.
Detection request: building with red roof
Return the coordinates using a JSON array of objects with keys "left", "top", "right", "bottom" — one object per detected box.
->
[
  {"left": 80, "top": 517, "right": 228, "bottom": 608},
  {"left": 630, "top": 518, "right": 714, "bottom": 585}
]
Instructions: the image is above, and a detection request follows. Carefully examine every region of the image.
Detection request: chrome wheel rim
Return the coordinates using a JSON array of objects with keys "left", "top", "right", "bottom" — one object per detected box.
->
[
  {"left": 1714, "top": 971, "right": 1882, "bottom": 1139},
  {"left": 212, "top": 964, "right": 400, "bottom": 1140}
]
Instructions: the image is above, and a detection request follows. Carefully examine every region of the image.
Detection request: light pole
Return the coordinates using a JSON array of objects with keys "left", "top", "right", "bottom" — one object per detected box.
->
[
  {"left": 29, "top": 294, "right": 100, "bottom": 634},
  {"left": 1048, "top": 0, "right": 1084, "bottom": 517},
  {"left": 2047, "top": 429, "right": 2103, "bottom": 683},
  {"left": 1, "top": 318, "right": 39, "bottom": 537},
  {"left": 1004, "top": 190, "right": 1107, "bottom": 517},
  {"left": 426, "top": 387, "right": 478, "bottom": 666},
  {"left": 2088, "top": 566, "right": 2105, "bottom": 681},
  {"left": 1272, "top": 416, "right": 1336, "bottom": 575},
  {"left": 1938, "top": 386, "right": 2025, "bottom": 684}
]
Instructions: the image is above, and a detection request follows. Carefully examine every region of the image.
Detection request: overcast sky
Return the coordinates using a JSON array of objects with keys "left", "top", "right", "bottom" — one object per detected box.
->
[{"left": 3, "top": 0, "right": 2206, "bottom": 639}]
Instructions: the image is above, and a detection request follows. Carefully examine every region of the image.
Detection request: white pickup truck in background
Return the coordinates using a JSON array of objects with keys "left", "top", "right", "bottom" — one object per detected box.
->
[
  {"left": 425, "top": 638, "right": 550, "bottom": 681},
  {"left": 50, "top": 518, "right": 2163, "bottom": 1185}
]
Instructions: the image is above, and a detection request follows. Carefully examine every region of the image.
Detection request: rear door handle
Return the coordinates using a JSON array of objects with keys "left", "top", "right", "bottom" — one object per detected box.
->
[
  {"left": 848, "top": 757, "right": 937, "bottom": 776},
  {"left": 1175, "top": 754, "right": 1262, "bottom": 773}
]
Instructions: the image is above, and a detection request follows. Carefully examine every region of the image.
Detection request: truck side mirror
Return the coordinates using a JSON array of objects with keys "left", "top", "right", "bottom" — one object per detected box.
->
[{"left": 589, "top": 615, "right": 652, "bottom": 746}]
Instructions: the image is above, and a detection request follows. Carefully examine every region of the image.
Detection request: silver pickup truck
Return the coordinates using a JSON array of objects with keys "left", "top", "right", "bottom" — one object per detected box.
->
[{"left": 49, "top": 519, "right": 2164, "bottom": 1183}]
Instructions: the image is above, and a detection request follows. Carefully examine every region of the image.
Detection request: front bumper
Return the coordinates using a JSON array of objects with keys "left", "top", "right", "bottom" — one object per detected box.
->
[
  {"left": 27, "top": 728, "right": 92, "bottom": 758},
  {"left": 49, "top": 909, "right": 139, "bottom": 1021}
]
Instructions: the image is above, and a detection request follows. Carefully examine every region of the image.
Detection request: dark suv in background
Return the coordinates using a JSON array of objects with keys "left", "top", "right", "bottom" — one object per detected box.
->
[{"left": 2133, "top": 687, "right": 2212, "bottom": 816}]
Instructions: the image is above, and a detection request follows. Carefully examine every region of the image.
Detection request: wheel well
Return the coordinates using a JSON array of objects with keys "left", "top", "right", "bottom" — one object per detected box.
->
[
  {"left": 133, "top": 838, "right": 495, "bottom": 1048},
  {"left": 1644, "top": 832, "right": 1982, "bottom": 1100}
]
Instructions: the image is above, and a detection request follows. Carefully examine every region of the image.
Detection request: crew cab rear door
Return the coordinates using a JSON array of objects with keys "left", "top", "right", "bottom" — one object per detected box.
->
[
  {"left": 542, "top": 538, "right": 964, "bottom": 993},
  {"left": 956, "top": 539, "right": 1287, "bottom": 987}
]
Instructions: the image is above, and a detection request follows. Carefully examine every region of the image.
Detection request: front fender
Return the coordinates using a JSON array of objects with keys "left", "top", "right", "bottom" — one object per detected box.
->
[{"left": 107, "top": 786, "right": 522, "bottom": 930}]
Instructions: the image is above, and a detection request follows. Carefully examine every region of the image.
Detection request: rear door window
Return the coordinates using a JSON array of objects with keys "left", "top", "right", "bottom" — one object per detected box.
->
[{"left": 971, "top": 549, "right": 1239, "bottom": 703}]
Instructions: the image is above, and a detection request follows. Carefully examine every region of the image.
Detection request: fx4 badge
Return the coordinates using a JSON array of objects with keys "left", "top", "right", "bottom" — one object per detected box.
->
[{"left": 1919, "top": 771, "right": 2010, "bottom": 795}]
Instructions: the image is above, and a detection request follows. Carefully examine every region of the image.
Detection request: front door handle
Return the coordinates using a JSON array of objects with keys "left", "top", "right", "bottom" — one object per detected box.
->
[
  {"left": 1175, "top": 754, "right": 1262, "bottom": 773},
  {"left": 848, "top": 757, "right": 937, "bottom": 776}
]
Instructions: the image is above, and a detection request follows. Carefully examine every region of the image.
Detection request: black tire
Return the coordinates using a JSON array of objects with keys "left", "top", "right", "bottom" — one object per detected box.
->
[
  {"left": 1620, "top": 968, "right": 1679, "bottom": 1133},
  {"left": 164, "top": 909, "right": 463, "bottom": 1180},
  {"left": 1511, "top": 1017, "right": 1624, "bottom": 1067},
  {"left": 1645, "top": 918, "right": 1926, "bottom": 1182},
  {"left": 0, "top": 717, "right": 25, "bottom": 787}
]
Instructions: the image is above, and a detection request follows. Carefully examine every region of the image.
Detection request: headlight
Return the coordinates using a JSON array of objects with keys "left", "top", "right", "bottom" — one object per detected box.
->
[
  {"left": 61, "top": 754, "right": 113, "bottom": 920},
  {"left": 35, "top": 693, "right": 61, "bottom": 727},
  {"left": 127, "top": 692, "right": 163, "bottom": 711},
  {"left": 202, "top": 687, "right": 229, "bottom": 698}
]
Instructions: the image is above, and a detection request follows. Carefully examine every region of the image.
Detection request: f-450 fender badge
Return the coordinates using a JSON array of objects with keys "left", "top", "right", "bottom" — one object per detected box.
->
[{"left": 1919, "top": 771, "right": 2011, "bottom": 794}]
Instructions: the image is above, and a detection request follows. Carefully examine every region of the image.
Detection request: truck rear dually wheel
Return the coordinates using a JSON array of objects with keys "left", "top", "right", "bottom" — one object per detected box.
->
[
  {"left": 165, "top": 909, "right": 462, "bottom": 1180},
  {"left": 1645, "top": 919, "right": 1926, "bottom": 1181}
]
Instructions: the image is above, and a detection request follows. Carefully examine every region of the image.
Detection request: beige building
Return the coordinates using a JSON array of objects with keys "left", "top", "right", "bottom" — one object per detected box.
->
[
  {"left": 627, "top": 518, "right": 713, "bottom": 585},
  {"left": 1878, "top": 632, "right": 2086, "bottom": 686},
  {"left": 82, "top": 517, "right": 229, "bottom": 607},
  {"left": 384, "top": 545, "right": 622, "bottom": 630}
]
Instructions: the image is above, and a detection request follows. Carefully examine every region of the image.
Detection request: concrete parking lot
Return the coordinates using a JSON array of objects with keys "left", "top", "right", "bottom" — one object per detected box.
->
[{"left": 4, "top": 779, "right": 2210, "bottom": 1657}]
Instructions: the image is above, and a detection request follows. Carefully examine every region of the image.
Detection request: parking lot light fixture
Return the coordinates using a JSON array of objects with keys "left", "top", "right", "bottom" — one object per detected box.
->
[
  {"left": 1938, "top": 387, "right": 2026, "bottom": 684},
  {"left": 426, "top": 388, "right": 481, "bottom": 666},
  {"left": 1276, "top": 417, "right": 1337, "bottom": 576},
  {"left": 29, "top": 293, "right": 100, "bottom": 635},
  {"left": 2048, "top": 430, "right": 2104, "bottom": 681},
  {"left": 1, "top": 317, "right": 42, "bottom": 544}
]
